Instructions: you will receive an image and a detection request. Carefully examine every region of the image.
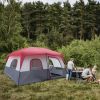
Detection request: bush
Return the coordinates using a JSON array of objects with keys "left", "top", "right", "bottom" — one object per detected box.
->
[
  {"left": 0, "top": 35, "right": 28, "bottom": 52},
  {"left": 0, "top": 53, "right": 7, "bottom": 70},
  {"left": 58, "top": 37, "right": 100, "bottom": 68}
]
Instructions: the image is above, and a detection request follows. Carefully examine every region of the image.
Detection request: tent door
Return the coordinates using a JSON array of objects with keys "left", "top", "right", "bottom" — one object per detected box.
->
[
  {"left": 49, "top": 66, "right": 63, "bottom": 79},
  {"left": 48, "top": 57, "right": 63, "bottom": 79}
]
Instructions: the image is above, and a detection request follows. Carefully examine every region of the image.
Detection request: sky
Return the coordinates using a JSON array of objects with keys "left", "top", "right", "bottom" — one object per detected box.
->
[
  {"left": 0, "top": 0, "right": 100, "bottom": 6},
  {"left": 20, "top": 0, "right": 100, "bottom": 6},
  {"left": 21, "top": 0, "right": 87, "bottom": 5}
]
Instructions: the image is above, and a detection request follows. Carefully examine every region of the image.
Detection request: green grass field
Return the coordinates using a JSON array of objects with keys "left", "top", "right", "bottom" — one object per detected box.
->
[{"left": 0, "top": 70, "right": 100, "bottom": 100}]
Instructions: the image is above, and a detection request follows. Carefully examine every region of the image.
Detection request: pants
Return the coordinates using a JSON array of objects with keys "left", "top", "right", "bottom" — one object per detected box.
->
[{"left": 67, "top": 69, "right": 73, "bottom": 80}]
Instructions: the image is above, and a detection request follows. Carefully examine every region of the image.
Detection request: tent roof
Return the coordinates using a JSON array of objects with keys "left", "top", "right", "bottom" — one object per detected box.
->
[{"left": 8, "top": 47, "right": 62, "bottom": 57}]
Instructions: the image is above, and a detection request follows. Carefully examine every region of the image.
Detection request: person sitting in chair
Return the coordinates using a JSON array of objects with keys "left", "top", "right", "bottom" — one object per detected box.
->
[{"left": 81, "top": 64, "right": 94, "bottom": 82}]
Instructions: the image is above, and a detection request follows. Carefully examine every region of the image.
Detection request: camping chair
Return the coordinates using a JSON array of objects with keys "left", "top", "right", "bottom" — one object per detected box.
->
[{"left": 74, "top": 71, "right": 87, "bottom": 83}]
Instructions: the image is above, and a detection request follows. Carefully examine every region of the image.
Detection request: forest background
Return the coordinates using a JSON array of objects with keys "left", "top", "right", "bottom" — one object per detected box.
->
[
  {"left": 0, "top": 0, "right": 100, "bottom": 68},
  {"left": 0, "top": 0, "right": 100, "bottom": 100}
]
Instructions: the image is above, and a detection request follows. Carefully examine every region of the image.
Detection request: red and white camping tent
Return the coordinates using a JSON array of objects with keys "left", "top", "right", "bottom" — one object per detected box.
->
[{"left": 4, "top": 47, "right": 65, "bottom": 85}]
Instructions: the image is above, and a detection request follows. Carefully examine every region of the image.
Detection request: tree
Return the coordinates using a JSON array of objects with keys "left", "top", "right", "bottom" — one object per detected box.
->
[
  {"left": 21, "top": 2, "right": 33, "bottom": 39},
  {"left": 72, "top": 0, "right": 85, "bottom": 40},
  {"left": 0, "top": 0, "right": 27, "bottom": 52},
  {"left": 85, "top": 0, "right": 97, "bottom": 39},
  {"left": 95, "top": 2, "right": 100, "bottom": 36}
]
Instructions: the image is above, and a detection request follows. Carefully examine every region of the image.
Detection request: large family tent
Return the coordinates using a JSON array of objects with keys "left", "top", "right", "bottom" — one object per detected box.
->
[{"left": 4, "top": 47, "right": 65, "bottom": 85}]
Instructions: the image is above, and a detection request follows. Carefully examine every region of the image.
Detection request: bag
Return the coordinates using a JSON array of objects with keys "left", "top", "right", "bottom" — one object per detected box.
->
[{"left": 66, "top": 74, "right": 69, "bottom": 80}]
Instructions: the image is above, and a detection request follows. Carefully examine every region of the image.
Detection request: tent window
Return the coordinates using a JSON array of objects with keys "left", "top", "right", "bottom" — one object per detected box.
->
[
  {"left": 10, "top": 59, "right": 17, "bottom": 69},
  {"left": 30, "top": 59, "right": 43, "bottom": 70},
  {"left": 49, "top": 57, "right": 62, "bottom": 68}
]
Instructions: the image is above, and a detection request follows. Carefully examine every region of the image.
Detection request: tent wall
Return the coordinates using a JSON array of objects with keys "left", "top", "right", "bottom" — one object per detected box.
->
[
  {"left": 49, "top": 67, "right": 66, "bottom": 76},
  {"left": 48, "top": 56, "right": 65, "bottom": 76},
  {"left": 58, "top": 57, "right": 65, "bottom": 68},
  {"left": 6, "top": 57, "right": 20, "bottom": 71},
  {"left": 4, "top": 67, "right": 50, "bottom": 85},
  {"left": 48, "top": 57, "right": 64, "bottom": 68},
  {"left": 4, "top": 55, "right": 50, "bottom": 85},
  {"left": 4, "top": 55, "right": 65, "bottom": 85},
  {"left": 21, "top": 55, "right": 47, "bottom": 72},
  {"left": 4, "top": 67, "right": 19, "bottom": 85},
  {"left": 18, "top": 69, "right": 50, "bottom": 85}
]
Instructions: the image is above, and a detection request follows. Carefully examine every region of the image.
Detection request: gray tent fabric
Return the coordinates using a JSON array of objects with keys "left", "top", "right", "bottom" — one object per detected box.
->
[
  {"left": 4, "top": 67, "right": 19, "bottom": 85},
  {"left": 18, "top": 69, "right": 50, "bottom": 85},
  {"left": 50, "top": 67, "right": 66, "bottom": 76},
  {"left": 4, "top": 67, "right": 51, "bottom": 85},
  {"left": 4, "top": 67, "right": 65, "bottom": 85}
]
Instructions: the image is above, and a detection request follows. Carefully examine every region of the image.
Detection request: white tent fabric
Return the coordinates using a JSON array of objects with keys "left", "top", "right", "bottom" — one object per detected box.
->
[
  {"left": 49, "top": 57, "right": 64, "bottom": 68},
  {"left": 21, "top": 55, "right": 47, "bottom": 72},
  {"left": 49, "top": 57, "right": 62, "bottom": 68},
  {"left": 6, "top": 57, "right": 20, "bottom": 71},
  {"left": 6, "top": 56, "right": 64, "bottom": 72}
]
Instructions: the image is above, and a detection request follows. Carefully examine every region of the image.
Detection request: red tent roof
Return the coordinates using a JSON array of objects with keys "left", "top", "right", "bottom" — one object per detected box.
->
[
  {"left": 7, "top": 47, "right": 63, "bottom": 69},
  {"left": 9, "top": 47, "right": 62, "bottom": 57}
]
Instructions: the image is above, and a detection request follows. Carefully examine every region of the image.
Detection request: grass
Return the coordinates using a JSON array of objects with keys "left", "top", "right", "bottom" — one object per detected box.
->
[{"left": 0, "top": 69, "right": 100, "bottom": 100}]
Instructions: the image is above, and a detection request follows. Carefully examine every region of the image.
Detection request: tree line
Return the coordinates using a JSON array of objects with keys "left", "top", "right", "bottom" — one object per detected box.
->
[{"left": 0, "top": 0, "right": 100, "bottom": 52}]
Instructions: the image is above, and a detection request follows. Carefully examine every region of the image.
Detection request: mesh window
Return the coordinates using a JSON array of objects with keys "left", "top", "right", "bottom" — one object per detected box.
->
[
  {"left": 49, "top": 57, "right": 62, "bottom": 68},
  {"left": 10, "top": 59, "right": 18, "bottom": 69},
  {"left": 30, "top": 59, "right": 43, "bottom": 70}
]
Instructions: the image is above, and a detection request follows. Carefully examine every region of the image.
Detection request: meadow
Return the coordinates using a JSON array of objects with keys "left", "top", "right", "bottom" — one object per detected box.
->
[
  {"left": 0, "top": 0, "right": 100, "bottom": 99},
  {"left": 0, "top": 38, "right": 100, "bottom": 100},
  {"left": 0, "top": 69, "right": 100, "bottom": 100}
]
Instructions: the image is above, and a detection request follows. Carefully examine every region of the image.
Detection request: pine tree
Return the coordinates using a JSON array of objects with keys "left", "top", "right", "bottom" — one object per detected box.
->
[{"left": 0, "top": 0, "right": 26, "bottom": 52}]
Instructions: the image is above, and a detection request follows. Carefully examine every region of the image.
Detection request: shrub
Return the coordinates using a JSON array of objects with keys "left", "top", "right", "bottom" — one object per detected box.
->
[
  {"left": 0, "top": 53, "right": 7, "bottom": 70},
  {"left": 58, "top": 37, "right": 100, "bottom": 68}
]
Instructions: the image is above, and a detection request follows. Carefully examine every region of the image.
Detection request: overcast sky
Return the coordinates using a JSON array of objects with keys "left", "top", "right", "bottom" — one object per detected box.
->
[
  {"left": 20, "top": 0, "right": 100, "bottom": 6},
  {"left": 0, "top": 0, "right": 100, "bottom": 6}
]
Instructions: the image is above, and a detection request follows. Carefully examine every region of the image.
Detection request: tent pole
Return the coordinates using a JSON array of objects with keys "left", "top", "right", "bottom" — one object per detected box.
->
[
  {"left": 18, "top": 70, "right": 21, "bottom": 86},
  {"left": 46, "top": 54, "right": 50, "bottom": 80}
]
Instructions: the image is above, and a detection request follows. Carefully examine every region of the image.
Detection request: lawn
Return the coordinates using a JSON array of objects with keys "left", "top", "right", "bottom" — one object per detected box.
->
[{"left": 0, "top": 69, "right": 100, "bottom": 100}]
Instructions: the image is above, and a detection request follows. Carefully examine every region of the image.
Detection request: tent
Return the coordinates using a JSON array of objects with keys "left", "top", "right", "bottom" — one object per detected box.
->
[{"left": 4, "top": 47, "right": 65, "bottom": 85}]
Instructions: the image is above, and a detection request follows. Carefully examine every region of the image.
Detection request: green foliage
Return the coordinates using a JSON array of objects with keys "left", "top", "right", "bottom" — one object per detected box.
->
[
  {"left": 0, "top": 53, "right": 7, "bottom": 70},
  {"left": 0, "top": 0, "right": 100, "bottom": 51},
  {"left": 20, "top": 0, "right": 100, "bottom": 49},
  {"left": 0, "top": 1, "right": 29, "bottom": 52},
  {"left": 0, "top": 0, "right": 100, "bottom": 67},
  {"left": 0, "top": 1, "right": 100, "bottom": 100},
  {"left": 0, "top": 35, "right": 28, "bottom": 52},
  {"left": 58, "top": 37, "right": 100, "bottom": 68}
]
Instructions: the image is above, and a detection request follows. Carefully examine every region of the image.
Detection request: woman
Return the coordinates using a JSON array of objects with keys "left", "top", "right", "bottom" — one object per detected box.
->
[
  {"left": 66, "top": 58, "right": 75, "bottom": 80},
  {"left": 81, "top": 64, "right": 94, "bottom": 82},
  {"left": 92, "top": 65, "right": 97, "bottom": 80}
]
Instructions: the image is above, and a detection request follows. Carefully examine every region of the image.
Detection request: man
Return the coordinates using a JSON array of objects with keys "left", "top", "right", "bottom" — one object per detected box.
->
[
  {"left": 81, "top": 64, "right": 94, "bottom": 82},
  {"left": 66, "top": 58, "right": 75, "bottom": 80}
]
